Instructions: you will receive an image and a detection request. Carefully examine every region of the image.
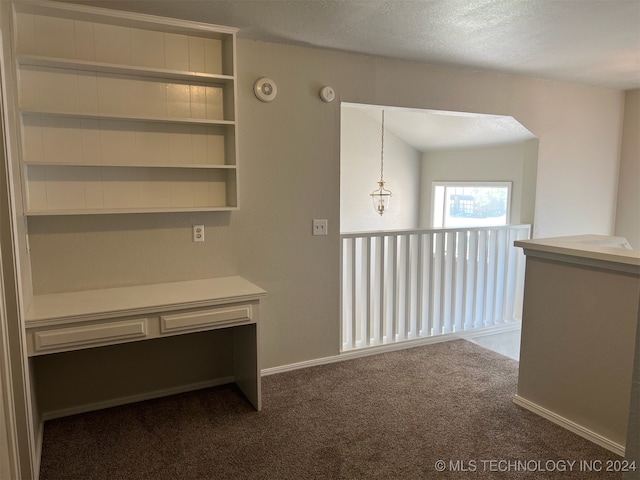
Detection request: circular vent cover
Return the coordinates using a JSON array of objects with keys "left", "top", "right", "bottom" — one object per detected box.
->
[{"left": 254, "top": 77, "right": 277, "bottom": 102}]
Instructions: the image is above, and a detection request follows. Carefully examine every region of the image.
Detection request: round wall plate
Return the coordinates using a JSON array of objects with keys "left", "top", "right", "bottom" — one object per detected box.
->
[
  {"left": 254, "top": 77, "right": 277, "bottom": 102},
  {"left": 320, "top": 86, "right": 335, "bottom": 103}
]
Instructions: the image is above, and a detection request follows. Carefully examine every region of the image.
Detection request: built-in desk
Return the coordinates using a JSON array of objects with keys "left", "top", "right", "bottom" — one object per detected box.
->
[
  {"left": 25, "top": 276, "right": 266, "bottom": 412},
  {"left": 514, "top": 235, "right": 639, "bottom": 456}
]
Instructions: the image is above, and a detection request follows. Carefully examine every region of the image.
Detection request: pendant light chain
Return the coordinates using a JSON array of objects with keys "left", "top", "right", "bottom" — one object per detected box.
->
[
  {"left": 380, "top": 110, "right": 385, "bottom": 183},
  {"left": 370, "top": 108, "right": 392, "bottom": 216}
]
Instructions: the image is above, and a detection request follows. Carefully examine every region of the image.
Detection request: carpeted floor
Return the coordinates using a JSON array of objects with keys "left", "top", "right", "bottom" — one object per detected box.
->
[{"left": 39, "top": 340, "right": 624, "bottom": 479}]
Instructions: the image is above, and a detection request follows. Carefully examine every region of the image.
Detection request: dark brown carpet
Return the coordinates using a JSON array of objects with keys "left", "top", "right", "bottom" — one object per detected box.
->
[{"left": 39, "top": 340, "right": 624, "bottom": 479}]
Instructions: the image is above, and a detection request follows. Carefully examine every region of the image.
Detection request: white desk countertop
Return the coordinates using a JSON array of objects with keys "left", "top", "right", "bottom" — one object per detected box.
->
[{"left": 26, "top": 276, "right": 267, "bottom": 327}]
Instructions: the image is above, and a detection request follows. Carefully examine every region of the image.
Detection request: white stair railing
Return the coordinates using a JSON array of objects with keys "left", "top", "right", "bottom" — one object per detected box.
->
[{"left": 341, "top": 225, "right": 531, "bottom": 351}]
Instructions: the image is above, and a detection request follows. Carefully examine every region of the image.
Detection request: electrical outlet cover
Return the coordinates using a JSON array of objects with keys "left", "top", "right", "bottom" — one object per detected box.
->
[{"left": 312, "top": 219, "right": 328, "bottom": 236}]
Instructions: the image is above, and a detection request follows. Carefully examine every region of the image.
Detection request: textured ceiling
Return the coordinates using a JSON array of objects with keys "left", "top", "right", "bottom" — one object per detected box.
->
[
  {"left": 57, "top": 0, "right": 640, "bottom": 90},
  {"left": 54, "top": 0, "right": 637, "bottom": 149}
]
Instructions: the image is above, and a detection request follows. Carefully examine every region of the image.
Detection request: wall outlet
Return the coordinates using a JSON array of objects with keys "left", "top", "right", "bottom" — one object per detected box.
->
[
  {"left": 312, "top": 219, "right": 328, "bottom": 236},
  {"left": 193, "top": 225, "right": 204, "bottom": 242}
]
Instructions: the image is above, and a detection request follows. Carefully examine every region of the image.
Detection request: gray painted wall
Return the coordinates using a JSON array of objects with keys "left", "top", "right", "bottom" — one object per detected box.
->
[
  {"left": 25, "top": 39, "right": 626, "bottom": 372},
  {"left": 517, "top": 254, "right": 639, "bottom": 451},
  {"left": 624, "top": 302, "right": 640, "bottom": 477}
]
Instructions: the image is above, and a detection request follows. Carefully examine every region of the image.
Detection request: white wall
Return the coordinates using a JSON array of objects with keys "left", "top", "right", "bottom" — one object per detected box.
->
[
  {"left": 529, "top": 86, "right": 623, "bottom": 237},
  {"left": 418, "top": 142, "right": 533, "bottom": 227},
  {"left": 340, "top": 106, "right": 421, "bottom": 232},
  {"left": 21, "top": 39, "right": 625, "bottom": 371},
  {"left": 615, "top": 89, "right": 640, "bottom": 249}
]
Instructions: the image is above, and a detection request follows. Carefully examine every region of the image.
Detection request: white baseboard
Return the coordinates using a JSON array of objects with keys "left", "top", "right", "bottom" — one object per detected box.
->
[
  {"left": 513, "top": 394, "right": 625, "bottom": 457},
  {"left": 41, "top": 376, "right": 235, "bottom": 421},
  {"left": 262, "top": 334, "right": 457, "bottom": 376},
  {"left": 262, "top": 324, "right": 520, "bottom": 377},
  {"left": 456, "top": 321, "right": 521, "bottom": 339}
]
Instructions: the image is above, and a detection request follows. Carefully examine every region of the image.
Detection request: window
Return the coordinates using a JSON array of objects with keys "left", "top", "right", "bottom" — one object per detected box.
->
[{"left": 432, "top": 182, "right": 511, "bottom": 228}]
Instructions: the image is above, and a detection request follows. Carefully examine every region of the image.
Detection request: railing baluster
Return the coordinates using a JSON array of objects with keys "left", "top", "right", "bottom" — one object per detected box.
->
[
  {"left": 423, "top": 233, "right": 432, "bottom": 336},
  {"left": 416, "top": 233, "right": 425, "bottom": 336},
  {"left": 390, "top": 234, "right": 399, "bottom": 341},
  {"left": 494, "top": 229, "right": 507, "bottom": 325},
  {"left": 353, "top": 238, "right": 360, "bottom": 346},
  {"left": 404, "top": 234, "right": 413, "bottom": 339},
  {"left": 442, "top": 232, "right": 454, "bottom": 333},
  {"left": 375, "top": 235, "right": 384, "bottom": 344},
  {"left": 484, "top": 229, "right": 496, "bottom": 326},
  {"left": 385, "top": 235, "right": 392, "bottom": 343},
  {"left": 408, "top": 234, "right": 418, "bottom": 338},
  {"left": 351, "top": 237, "right": 359, "bottom": 346},
  {"left": 341, "top": 237, "right": 353, "bottom": 349},
  {"left": 475, "top": 230, "right": 487, "bottom": 328},
  {"left": 396, "top": 235, "right": 406, "bottom": 341},
  {"left": 380, "top": 236, "right": 390, "bottom": 343},
  {"left": 504, "top": 228, "right": 518, "bottom": 322},
  {"left": 364, "top": 237, "right": 372, "bottom": 346},
  {"left": 355, "top": 238, "right": 362, "bottom": 346},
  {"left": 340, "top": 237, "right": 345, "bottom": 349},
  {"left": 469, "top": 231, "right": 478, "bottom": 329},
  {"left": 455, "top": 231, "right": 466, "bottom": 332},
  {"left": 465, "top": 230, "right": 477, "bottom": 330},
  {"left": 432, "top": 232, "right": 443, "bottom": 335}
]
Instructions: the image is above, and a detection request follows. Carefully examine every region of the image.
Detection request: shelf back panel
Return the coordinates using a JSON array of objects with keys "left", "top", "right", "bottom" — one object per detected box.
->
[
  {"left": 25, "top": 165, "right": 234, "bottom": 212},
  {"left": 22, "top": 114, "right": 234, "bottom": 167},
  {"left": 16, "top": 11, "right": 232, "bottom": 76}
]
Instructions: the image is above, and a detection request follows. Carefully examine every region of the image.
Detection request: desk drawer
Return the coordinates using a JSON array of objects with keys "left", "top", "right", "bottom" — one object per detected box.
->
[
  {"left": 160, "top": 305, "right": 252, "bottom": 334},
  {"left": 33, "top": 318, "right": 149, "bottom": 354}
]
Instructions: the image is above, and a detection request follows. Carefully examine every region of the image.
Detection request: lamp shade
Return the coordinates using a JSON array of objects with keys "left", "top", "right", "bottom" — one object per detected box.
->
[{"left": 371, "top": 181, "right": 392, "bottom": 216}]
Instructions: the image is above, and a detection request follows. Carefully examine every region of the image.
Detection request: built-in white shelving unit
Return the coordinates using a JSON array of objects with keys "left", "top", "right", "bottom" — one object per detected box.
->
[{"left": 13, "top": 0, "right": 239, "bottom": 215}]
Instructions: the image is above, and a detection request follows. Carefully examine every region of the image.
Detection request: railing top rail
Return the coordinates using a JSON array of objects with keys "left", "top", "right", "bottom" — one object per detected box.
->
[{"left": 340, "top": 224, "right": 531, "bottom": 239}]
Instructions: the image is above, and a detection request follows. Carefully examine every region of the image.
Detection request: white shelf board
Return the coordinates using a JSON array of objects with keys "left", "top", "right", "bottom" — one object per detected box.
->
[
  {"left": 20, "top": 110, "right": 235, "bottom": 126},
  {"left": 17, "top": 54, "right": 235, "bottom": 85},
  {"left": 23, "top": 162, "right": 237, "bottom": 169},
  {"left": 25, "top": 205, "right": 239, "bottom": 216}
]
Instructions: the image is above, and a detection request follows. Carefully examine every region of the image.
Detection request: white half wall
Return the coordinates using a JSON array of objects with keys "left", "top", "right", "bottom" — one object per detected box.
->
[{"left": 340, "top": 105, "right": 421, "bottom": 232}]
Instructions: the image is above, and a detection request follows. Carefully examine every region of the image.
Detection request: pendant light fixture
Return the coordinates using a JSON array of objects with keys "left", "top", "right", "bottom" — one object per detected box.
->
[{"left": 370, "top": 109, "right": 392, "bottom": 215}]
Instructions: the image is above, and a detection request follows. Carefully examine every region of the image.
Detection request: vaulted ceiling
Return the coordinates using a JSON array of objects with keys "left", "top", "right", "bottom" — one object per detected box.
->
[{"left": 354, "top": 104, "right": 536, "bottom": 151}]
